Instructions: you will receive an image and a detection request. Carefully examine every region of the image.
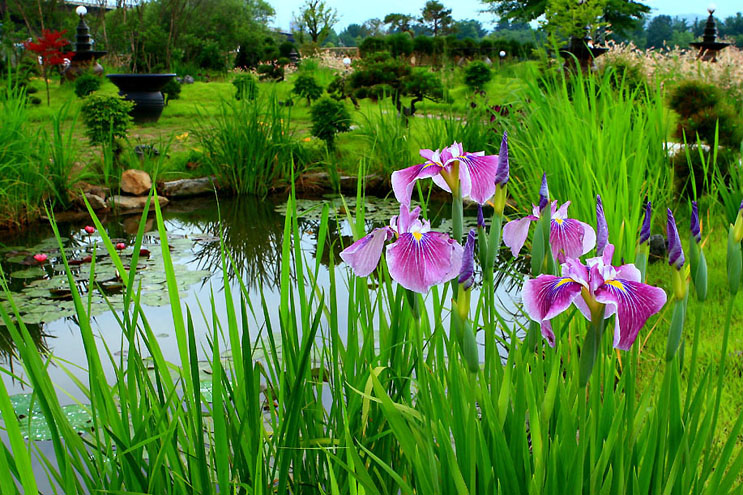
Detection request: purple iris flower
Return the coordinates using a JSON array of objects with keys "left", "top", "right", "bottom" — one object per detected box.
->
[
  {"left": 340, "top": 204, "right": 464, "bottom": 293},
  {"left": 391, "top": 141, "right": 504, "bottom": 206},
  {"left": 690, "top": 201, "right": 701, "bottom": 244},
  {"left": 522, "top": 244, "right": 667, "bottom": 348},
  {"left": 459, "top": 229, "right": 477, "bottom": 290},
  {"left": 667, "top": 209, "right": 685, "bottom": 270},
  {"left": 503, "top": 200, "right": 596, "bottom": 264},
  {"left": 639, "top": 201, "right": 652, "bottom": 245},
  {"left": 477, "top": 204, "right": 486, "bottom": 229},
  {"left": 596, "top": 195, "right": 608, "bottom": 256},
  {"left": 538, "top": 173, "right": 549, "bottom": 211},
  {"left": 494, "top": 131, "right": 509, "bottom": 186}
]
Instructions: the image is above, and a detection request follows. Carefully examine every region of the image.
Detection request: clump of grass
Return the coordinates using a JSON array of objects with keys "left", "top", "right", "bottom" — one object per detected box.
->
[{"left": 195, "top": 94, "right": 307, "bottom": 196}]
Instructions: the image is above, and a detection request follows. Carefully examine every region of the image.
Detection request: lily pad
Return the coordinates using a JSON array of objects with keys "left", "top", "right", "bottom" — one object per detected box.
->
[{"left": 10, "top": 267, "right": 45, "bottom": 279}]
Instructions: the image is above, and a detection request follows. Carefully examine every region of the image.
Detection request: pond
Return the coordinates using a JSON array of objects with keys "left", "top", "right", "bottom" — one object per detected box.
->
[{"left": 0, "top": 194, "right": 524, "bottom": 487}]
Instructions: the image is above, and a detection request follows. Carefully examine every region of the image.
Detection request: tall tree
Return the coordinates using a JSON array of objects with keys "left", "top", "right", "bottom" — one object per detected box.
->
[
  {"left": 482, "top": 0, "right": 650, "bottom": 37},
  {"left": 293, "top": 0, "right": 338, "bottom": 44},
  {"left": 420, "top": 1, "right": 455, "bottom": 37},
  {"left": 384, "top": 13, "right": 415, "bottom": 35},
  {"left": 645, "top": 14, "right": 673, "bottom": 49},
  {"left": 455, "top": 19, "right": 488, "bottom": 39}
]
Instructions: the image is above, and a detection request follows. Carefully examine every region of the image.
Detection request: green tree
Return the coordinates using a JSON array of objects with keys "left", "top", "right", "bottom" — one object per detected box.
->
[
  {"left": 384, "top": 13, "right": 415, "bottom": 34},
  {"left": 455, "top": 19, "right": 488, "bottom": 39},
  {"left": 420, "top": 1, "right": 455, "bottom": 37},
  {"left": 293, "top": 73, "right": 323, "bottom": 106},
  {"left": 293, "top": 0, "right": 338, "bottom": 44},
  {"left": 646, "top": 15, "right": 673, "bottom": 49},
  {"left": 483, "top": 0, "right": 650, "bottom": 37}
]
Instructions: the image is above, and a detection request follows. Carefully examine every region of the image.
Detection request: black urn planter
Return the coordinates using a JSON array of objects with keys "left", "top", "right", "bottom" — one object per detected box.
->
[{"left": 106, "top": 74, "right": 176, "bottom": 123}]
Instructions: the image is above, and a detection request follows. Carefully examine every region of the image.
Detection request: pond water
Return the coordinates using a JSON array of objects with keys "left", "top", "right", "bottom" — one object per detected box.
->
[{"left": 0, "top": 195, "right": 524, "bottom": 453}]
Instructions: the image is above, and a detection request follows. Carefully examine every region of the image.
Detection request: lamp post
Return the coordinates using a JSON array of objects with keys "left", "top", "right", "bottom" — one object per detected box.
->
[
  {"left": 689, "top": 5, "right": 730, "bottom": 62},
  {"left": 65, "top": 4, "right": 107, "bottom": 80}
]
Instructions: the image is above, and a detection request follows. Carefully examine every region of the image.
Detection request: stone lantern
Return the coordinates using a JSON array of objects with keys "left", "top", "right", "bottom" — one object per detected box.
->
[{"left": 689, "top": 6, "right": 730, "bottom": 62}]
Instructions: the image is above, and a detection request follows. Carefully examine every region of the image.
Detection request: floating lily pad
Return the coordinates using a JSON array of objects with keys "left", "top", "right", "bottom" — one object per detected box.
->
[{"left": 11, "top": 267, "right": 45, "bottom": 279}]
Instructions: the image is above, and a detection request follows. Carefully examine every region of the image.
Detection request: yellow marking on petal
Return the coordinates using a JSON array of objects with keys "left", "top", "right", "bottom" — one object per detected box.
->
[
  {"left": 412, "top": 231, "right": 423, "bottom": 242},
  {"left": 554, "top": 218, "right": 564, "bottom": 225},
  {"left": 605, "top": 280, "right": 627, "bottom": 293},
  {"left": 555, "top": 278, "right": 574, "bottom": 288}
]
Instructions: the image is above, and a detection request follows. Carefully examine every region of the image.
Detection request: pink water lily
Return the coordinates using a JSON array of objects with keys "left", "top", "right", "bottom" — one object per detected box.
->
[
  {"left": 84, "top": 225, "right": 95, "bottom": 234},
  {"left": 522, "top": 244, "right": 667, "bottom": 348},
  {"left": 33, "top": 253, "right": 48, "bottom": 263},
  {"left": 391, "top": 138, "right": 505, "bottom": 206},
  {"left": 503, "top": 200, "right": 596, "bottom": 263},
  {"left": 340, "top": 204, "right": 463, "bottom": 293}
]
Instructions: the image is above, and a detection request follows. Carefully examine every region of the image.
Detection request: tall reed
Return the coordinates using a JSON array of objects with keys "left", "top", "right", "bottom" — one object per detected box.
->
[
  {"left": 505, "top": 69, "right": 673, "bottom": 263},
  {"left": 195, "top": 94, "right": 306, "bottom": 196}
]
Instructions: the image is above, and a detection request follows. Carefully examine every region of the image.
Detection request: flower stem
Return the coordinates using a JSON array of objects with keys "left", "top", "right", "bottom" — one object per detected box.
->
[
  {"left": 579, "top": 306, "right": 606, "bottom": 387},
  {"left": 683, "top": 301, "right": 704, "bottom": 417},
  {"left": 452, "top": 189, "right": 463, "bottom": 244},
  {"left": 706, "top": 295, "right": 735, "bottom": 459}
]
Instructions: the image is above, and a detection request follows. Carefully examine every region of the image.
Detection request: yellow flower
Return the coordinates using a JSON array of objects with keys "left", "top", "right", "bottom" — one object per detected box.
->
[{"left": 175, "top": 132, "right": 189, "bottom": 141}]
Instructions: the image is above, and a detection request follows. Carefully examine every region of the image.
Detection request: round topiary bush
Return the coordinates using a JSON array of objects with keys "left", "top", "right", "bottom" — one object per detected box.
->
[
  {"left": 74, "top": 73, "right": 102, "bottom": 98},
  {"left": 669, "top": 80, "right": 743, "bottom": 147},
  {"left": 162, "top": 78, "right": 182, "bottom": 105},
  {"left": 81, "top": 94, "right": 133, "bottom": 146},
  {"left": 293, "top": 74, "right": 323, "bottom": 106},
  {"left": 310, "top": 97, "right": 351, "bottom": 149},
  {"left": 233, "top": 73, "right": 258, "bottom": 101},
  {"left": 464, "top": 61, "right": 492, "bottom": 92}
]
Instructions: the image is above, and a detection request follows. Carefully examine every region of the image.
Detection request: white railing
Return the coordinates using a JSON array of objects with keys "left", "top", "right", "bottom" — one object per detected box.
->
[{"left": 64, "top": 0, "right": 145, "bottom": 8}]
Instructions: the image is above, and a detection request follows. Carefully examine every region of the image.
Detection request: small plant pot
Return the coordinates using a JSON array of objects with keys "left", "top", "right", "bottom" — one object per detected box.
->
[{"left": 106, "top": 74, "right": 176, "bottom": 123}]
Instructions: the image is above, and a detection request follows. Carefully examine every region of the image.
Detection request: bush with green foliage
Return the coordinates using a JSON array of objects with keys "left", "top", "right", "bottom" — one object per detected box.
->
[
  {"left": 413, "top": 35, "right": 434, "bottom": 57},
  {"left": 293, "top": 74, "right": 323, "bottom": 106},
  {"left": 387, "top": 33, "right": 414, "bottom": 59},
  {"left": 359, "top": 37, "right": 388, "bottom": 57},
  {"left": 233, "top": 74, "right": 258, "bottom": 101},
  {"left": 257, "top": 61, "right": 285, "bottom": 81},
  {"left": 600, "top": 58, "right": 648, "bottom": 94},
  {"left": 669, "top": 80, "right": 743, "bottom": 148},
  {"left": 464, "top": 61, "right": 492, "bottom": 92},
  {"left": 279, "top": 41, "right": 296, "bottom": 59},
  {"left": 74, "top": 73, "right": 102, "bottom": 98},
  {"left": 310, "top": 97, "right": 351, "bottom": 149},
  {"left": 162, "top": 78, "right": 182, "bottom": 105},
  {"left": 80, "top": 95, "right": 133, "bottom": 146}
]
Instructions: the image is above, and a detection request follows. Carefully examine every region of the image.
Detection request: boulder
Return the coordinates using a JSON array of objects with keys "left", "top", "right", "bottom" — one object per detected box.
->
[
  {"left": 183, "top": 75, "right": 194, "bottom": 84},
  {"left": 120, "top": 169, "right": 152, "bottom": 196},
  {"left": 85, "top": 193, "right": 107, "bottom": 211},
  {"left": 160, "top": 177, "right": 215, "bottom": 198},
  {"left": 107, "top": 195, "right": 168, "bottom": 215}
]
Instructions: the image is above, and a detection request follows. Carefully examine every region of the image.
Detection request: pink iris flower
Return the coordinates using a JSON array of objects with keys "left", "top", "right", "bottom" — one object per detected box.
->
[
  {"left": 521, "top": 244, "right": 667, "bottom": 348},
  {"left": 340, "top": 204, "right": 463, "bottom": 293},
  {"left": 391, "top": 141, "right": 503, "bottom": 206},
  {"left": 503, "top": 200, "right": 596, "bottom": 263}
]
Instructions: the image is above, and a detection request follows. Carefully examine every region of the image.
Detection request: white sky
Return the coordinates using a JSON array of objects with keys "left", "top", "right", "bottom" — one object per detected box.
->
[{"left": 269, "top": 0, "right": 741, "bottom": 31}]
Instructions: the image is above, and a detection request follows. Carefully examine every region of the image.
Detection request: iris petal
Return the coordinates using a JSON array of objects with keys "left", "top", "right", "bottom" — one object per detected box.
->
[
  {"left": 503, "top": 216, "right": 537, "bottom": 257},
  {"left": 391, "top": 162, "right": 442, "bottom": 206},
  {"left": 594, "top": 279, "right": 667, "bottom": 350},
  {"left": 458, "top": 153, "right": 499, "bottom": 204},
  {"left": 550, "top": 218, "right": 595, "bottom": 263},
  {"left": 522, "top": 275, "right": 583, "bottom": 346},
  {"left": 340, "top": 227, "right": 393, "bottom": 277},
  {"left": 386, "top": 231, "right": 463, "bottom": 293}
]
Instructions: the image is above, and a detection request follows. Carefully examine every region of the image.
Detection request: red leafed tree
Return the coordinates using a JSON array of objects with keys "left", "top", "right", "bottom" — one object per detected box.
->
[{"left": 24, "top": 29, "right": 74, "bottom": 105}]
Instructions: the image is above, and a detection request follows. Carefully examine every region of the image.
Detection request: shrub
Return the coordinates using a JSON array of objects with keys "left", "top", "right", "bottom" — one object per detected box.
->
[
  {"left": 387, "top": 33, "right": 414, "bottom": 59},
  {"left": 293, "top": 74, "right": 323, "bottom": 106},
  {"left": 80, "top": 94, "right": 133, "bottom": 146},
  {"left": 162, "top": 78, "right": 181, "bottom": 105},
  {"left": 669, "top": 80, "right": 743, "bottom": 147},
  {"left": 359, "top": 37, "right": 388, "bottom": 58},
  {"left": 413, "top": 36, "right": 434, "bottom": 57},
  {"left": 279, "top": 41, "right": 296, "bottom": 59},
  {"left": 310, "top": 97, "right": 351, "bottom": 149},
  {"left": 233, "top": 73, "right": 258, "bottom": 101},
  {"left": 464, "top": 61, "right": 492, "bottom": 91},
  {"left": 257, "top": 63, "right": 284, "bottom": 81},
  {"left": 74, "top": 73, "right": 102, "bottom": 98},
  {"left": 600, "top": 58, "right": 648, "bottom": 94}
]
